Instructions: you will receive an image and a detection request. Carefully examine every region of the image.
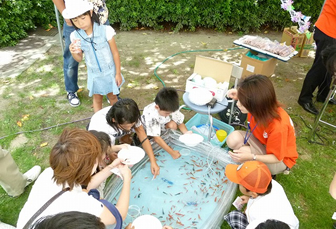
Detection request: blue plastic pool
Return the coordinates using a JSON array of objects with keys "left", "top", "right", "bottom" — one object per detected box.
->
[{"left": 105, "top": 132, "right": 237, "bottom": 229}]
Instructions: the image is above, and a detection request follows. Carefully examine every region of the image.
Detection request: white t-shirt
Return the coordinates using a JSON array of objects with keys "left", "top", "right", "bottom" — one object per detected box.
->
[
  {"left": 88, "top": 106, "right": 141, "bottom": 145},
  {"left": 70, "top": 25, "right": 116, "bottom": 42},
  {"left": 141, "top": 102, "right": 184, "bottom": 137},
  {"left": 246, "top": 180, "right": 299, "bottom": 229},
  {"left": 16, "top": 168, "right": 104, "bottom": 229}
]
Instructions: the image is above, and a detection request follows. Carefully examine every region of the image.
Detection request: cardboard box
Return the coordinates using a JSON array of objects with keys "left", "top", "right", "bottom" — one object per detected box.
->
[
  {"left": 298, "top": 32, "right": 314, "bottom": 57},
  {"left": 185, "top": 55, "right": 233, "bottom": 101},
  {"left": 281, "top": 26, "right": 305, "bottom": 54},
  {"left": 240, "top": 50, "right": 277, "bottom": 78}
]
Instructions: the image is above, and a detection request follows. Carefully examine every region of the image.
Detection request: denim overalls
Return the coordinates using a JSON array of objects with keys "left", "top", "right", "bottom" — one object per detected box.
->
[{"left": 74, "top": 23, "right": 124, "bottom": 97}]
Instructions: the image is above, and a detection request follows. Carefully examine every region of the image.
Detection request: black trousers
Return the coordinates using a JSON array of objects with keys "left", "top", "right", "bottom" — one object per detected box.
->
[{"left": 298, "top": 27, "right": 336, "bottom": 103}]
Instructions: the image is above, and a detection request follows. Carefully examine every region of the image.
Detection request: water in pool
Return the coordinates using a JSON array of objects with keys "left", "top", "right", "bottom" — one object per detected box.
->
[{"left": 108, "top": 145, "right": 231, "bottom": 228}]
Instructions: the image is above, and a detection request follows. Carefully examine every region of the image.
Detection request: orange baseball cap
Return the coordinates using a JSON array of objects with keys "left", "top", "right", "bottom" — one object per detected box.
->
[{"left": 225, "top": 161, "right": 272, "bottom": 193}]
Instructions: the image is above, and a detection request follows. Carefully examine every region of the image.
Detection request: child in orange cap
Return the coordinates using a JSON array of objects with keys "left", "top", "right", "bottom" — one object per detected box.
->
[{"left": 223, "top": 161, "right": 299, "bottom": 229}]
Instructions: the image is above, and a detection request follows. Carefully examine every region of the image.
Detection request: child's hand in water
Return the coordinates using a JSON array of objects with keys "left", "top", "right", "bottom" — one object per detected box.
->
[
  {"left": 151, "top": 161, "right": 160, "bottom": 179},
  {"left": 170, "top": 150, "right": 181, "bottom": 159},
  {"left": 183, "top": 130, "right": 193, "bottom": 135}
]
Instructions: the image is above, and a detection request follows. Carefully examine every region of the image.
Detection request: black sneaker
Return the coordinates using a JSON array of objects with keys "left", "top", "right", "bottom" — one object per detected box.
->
[{"left": 67, "top": 92, "right": 80, "bottom": 107}]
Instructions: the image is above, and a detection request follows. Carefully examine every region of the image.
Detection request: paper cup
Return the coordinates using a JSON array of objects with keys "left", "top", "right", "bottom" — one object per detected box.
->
[
  {"left": 73, "top": 38, "right": 81, "bottom": 53},
  {"left": 180, "top": 148, "right": 191, "bottom": 156},
  {"left": 128, "top": 205, "right": 141, "bottom": 219}
]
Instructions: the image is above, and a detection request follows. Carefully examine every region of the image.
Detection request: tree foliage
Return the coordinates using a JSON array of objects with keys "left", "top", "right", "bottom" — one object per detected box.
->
[{"left": 0, "top": 0, "right": 325, "bottom": 47}]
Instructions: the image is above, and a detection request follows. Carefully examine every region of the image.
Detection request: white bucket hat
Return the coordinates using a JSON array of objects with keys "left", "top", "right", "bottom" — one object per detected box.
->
[{"left": 62, "top": 0, "right": 93, "bottom": 19}]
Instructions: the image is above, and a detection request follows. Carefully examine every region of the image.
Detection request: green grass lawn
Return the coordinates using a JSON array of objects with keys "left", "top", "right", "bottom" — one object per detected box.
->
[{"left": 1, "top": 32, "right": 336, "bottom": 228}]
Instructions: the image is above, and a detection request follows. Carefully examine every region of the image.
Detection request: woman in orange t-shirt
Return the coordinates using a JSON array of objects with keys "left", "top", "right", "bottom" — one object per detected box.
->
[{"left": 226, "top": 74, "right": 298, "bottom": 175}]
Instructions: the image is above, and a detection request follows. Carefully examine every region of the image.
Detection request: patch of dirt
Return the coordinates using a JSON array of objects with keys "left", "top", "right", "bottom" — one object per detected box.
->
[
  {"left": 112, "top": 30, "right": 316, "bottom": 121},
  {"left": 5, "top": 29, "right": 335, "bottom": 156},
  {"left": 9, "top": 134, "right": 29, "bottom": 150},
  {"left": 46, "top": 30, "right": 315, "bottom": 116}
]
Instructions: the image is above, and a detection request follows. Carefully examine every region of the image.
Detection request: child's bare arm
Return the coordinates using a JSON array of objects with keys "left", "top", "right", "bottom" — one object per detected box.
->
[
  {"left": 52, "top": 0, "right": 65, "bottom": 14},
  {"left": 178, "top": 123, "right": 190, "bottom": 134},
  {"left": 135, "top": 125, "right": 160, "bottom": 178},
  {"left": 153, "top": 136, "right": 181, "bottom": 159},
  {"left": 87, "top": 158, "right": 124, "bottom": 190},
  {"left": 330, "top": 173, "right": 336, "bottom": 199},
  {"left": 87, "top": 166, "right": 112, "bottom": 190},
  {"left": 108, "top": 37, "right": 122, "bottom": 86}
]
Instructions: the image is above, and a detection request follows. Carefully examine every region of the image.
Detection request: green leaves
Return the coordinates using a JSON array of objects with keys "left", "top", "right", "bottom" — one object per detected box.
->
[
  {"left": 105, "top": 0, "right": 324, "bottom": 32},
  {"left": 0, "top": 0, "right": 55, "bottom": 47},
  {"left": 0, "top": 0, "right": 325, "bottom": 47}
]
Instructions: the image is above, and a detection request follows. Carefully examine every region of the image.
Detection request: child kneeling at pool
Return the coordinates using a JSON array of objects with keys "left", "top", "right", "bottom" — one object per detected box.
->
[
  {"left": 141, "top": 87, "right": 191, "bottom": 159},
  {"left": 224, "top": 161, "right": 299, "bottom": 229}
]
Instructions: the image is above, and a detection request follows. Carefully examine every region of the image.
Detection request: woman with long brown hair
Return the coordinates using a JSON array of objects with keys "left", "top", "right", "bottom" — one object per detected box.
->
[{"left": 226, "top": 74, "right": 298, "bottom": 175}]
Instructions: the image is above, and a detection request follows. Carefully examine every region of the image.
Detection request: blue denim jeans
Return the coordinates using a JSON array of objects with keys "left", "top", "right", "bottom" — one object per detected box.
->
[
  {"left": 62, "top": 20, "right": 110, "bottom": 93},
  {"left": 63, "top": 22, "right": 79, "bottom": 93}
]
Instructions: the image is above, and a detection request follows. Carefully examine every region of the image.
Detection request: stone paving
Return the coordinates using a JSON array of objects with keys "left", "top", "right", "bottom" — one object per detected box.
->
[{"left": 0, "top": 28, "right": 61, "bottom": 79}]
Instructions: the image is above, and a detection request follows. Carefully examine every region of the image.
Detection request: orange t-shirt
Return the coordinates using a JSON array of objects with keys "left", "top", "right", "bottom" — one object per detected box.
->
[
  {"left": 248, "top": 107, "right": 298, "bottom": 168},
  {"left": 315, "top": 0, "right": 336, "bottom": 38}
]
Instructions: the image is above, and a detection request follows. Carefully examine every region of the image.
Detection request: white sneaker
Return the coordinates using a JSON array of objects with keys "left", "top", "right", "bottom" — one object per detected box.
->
[
  {"left": 67, "top": 92, "right": 81, "bottom": 107},
  {"left": 24, "top": 165, "right": 41, "bottom": 187}
]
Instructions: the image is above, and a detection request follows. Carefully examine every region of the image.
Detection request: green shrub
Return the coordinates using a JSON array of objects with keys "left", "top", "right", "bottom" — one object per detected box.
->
[
  {"left": 0, "top": 1, "right": 33, "bottom": 47},
  {"left": 106, "top": 0, "right": 324, "bottom": 32},
  {"left": 0, "top": 0, "right": 325, "bottom": 47},
  {"left": 31, "top": 0, "right": 57, "bottom": 29},
  {"left": 0, "top": 0, "right": 55, "bottom": 47}
]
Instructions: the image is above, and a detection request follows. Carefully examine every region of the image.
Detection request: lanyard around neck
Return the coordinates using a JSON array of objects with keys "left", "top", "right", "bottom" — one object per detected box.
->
[
  {"left": 244, "top": 115, "right": 258, "bottom": 145},
  {"left": 75, "top": 25, "right": 102, "bottom": 72},
  {"left": 91, "top": 41, "right": 102, "bottom": 72}
]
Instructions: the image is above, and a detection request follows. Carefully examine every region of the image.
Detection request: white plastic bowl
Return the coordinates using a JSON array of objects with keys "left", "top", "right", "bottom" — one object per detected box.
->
[
  {"left": 131, "top": 214, "right": 162, "bottom": 229},
  {"left": 118, "top": 146, "right": 145, "bottom": 165},
  {"left": 203, "top": 77, "right": 217, "bottom": 88},
  {"left": 188, "top": 87, "right": 213, "bottom": 106},
  {"left": 179, "top": 133, "right": 204, "bottom": 147}
]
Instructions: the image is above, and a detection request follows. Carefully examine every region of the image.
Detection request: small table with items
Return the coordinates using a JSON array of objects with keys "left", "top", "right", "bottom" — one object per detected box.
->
[
  {"left": 183, "top": 92, "right": 229, "bottom": 142},
  {"left": 182, "top": 92, "right": 228, "bottom": 115}
]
